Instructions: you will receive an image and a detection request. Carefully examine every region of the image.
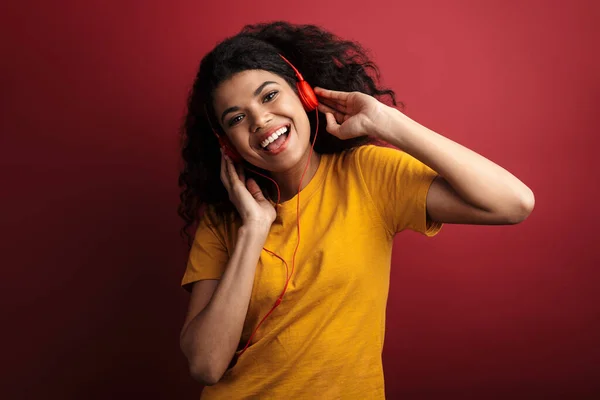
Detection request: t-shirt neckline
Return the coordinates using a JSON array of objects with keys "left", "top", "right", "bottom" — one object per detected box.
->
[{"left": 271, "top": 152, "right": 329, "bottom": 214}]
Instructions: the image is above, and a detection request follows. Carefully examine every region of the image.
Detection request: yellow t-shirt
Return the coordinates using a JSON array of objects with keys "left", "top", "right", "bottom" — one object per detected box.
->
[{"left": 182, "top": 144, "right": 442, "bottom": 399}]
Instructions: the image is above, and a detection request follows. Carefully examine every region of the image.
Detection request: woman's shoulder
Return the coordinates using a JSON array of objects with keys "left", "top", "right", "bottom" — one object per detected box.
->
[
  {"left": 198, "top": 205, "right": 240, "bottom": 234},
  {"left": 329, "top": 143, "right": 397, "bottom": 169}
]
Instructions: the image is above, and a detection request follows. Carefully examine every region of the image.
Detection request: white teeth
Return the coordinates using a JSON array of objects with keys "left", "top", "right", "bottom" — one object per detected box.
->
[{"left": 261, "top": 126, "right": 289, "bottom": 148}]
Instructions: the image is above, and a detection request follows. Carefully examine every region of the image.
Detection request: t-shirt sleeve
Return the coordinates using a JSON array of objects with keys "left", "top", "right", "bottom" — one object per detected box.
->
[
  {"left": 354, "top": 144, "right": 443, "bottom": 236},
  {"left": 181, "top": 210, "right": 229, "bottom": 292}
]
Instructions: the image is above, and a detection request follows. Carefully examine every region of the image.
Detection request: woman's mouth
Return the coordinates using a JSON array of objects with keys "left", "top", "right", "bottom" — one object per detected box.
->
[{"left": 259, "top": 125, "right": 291, "bottom": 154}]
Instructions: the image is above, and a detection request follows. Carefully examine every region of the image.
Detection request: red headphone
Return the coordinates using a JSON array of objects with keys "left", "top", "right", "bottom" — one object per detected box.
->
[
  {"left": 279, "top": 54, "right": 319, "bottom": 112},
  {"left": 211, "top": 54, "right": 318, "bottom": 162}
]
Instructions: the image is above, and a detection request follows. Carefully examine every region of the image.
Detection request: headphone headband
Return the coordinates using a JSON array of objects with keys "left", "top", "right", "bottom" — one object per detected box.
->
[{"left": 279, "top": 54, "right": 304, "bottom": 81}]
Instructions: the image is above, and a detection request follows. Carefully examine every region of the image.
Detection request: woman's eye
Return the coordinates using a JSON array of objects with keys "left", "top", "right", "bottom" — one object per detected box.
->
[
  {"left": 227, "top": 91, "right": 277, "bottom": 126},
  {"left": 229, "top": 115, "right": 243, "bottom": 126},
  {"left": 264, "top": 90, "right": 278, "bottom": 102}
]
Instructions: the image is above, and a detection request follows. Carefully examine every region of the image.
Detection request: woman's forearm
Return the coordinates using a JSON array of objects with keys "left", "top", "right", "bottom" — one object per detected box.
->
[{"left": 376, "top": 107, "right": 535, "bottom": 216}]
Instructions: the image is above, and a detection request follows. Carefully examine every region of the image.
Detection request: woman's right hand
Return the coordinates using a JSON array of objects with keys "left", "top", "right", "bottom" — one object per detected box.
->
[{"left": 220, "top": 152, "right": 276, "bottom": 232}]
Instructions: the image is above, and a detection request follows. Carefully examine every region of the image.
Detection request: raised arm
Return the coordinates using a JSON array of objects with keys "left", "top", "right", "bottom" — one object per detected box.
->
[{"left": 315, "top": 87, "right": 534, "bottom": 225}]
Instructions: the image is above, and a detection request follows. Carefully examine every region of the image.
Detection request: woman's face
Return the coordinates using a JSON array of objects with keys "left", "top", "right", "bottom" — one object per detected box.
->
[{"left": 212, "top": 69, "right": 311, "bottom": 172}]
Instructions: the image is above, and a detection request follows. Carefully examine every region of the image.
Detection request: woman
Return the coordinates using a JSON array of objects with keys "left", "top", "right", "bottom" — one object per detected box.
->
[{"left": 177, "top": 21, "right": 534, "bottom": 398}]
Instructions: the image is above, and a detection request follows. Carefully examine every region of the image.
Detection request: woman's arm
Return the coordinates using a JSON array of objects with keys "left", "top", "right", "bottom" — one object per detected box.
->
[
  {"left": 314, "top": 87, "right": 535, "bottom": 225},
  {"left": 375, "top": 109, "right": 535, "bottom": 224},
  {"left": 181, "top": 153, "right": 276, "bottom": 385}
]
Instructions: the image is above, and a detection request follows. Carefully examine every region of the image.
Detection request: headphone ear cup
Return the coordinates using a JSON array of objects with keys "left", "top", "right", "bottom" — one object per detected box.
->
[
  {"left": 297, "top": 81, "right": 319, "bottom": 111},
  {"left": 224, "top": 145, "right": 243, "bottom": 164},
  {"left": 216, "top": 134, "right": 244, "bottom": 163}
]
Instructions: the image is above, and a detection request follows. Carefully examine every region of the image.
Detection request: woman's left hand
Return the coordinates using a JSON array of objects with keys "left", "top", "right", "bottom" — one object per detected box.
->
[{"left": 314, "top": 87, "right": 392, "bottom": 140}]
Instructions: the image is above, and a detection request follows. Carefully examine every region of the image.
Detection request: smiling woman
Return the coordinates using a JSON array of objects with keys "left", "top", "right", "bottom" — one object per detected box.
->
[
  {"left": 176, "top": 21, "right": 533, "bottom": 399},
  {"left": 213, "top": 71, "right": 309, "bottom": 170},
  {"left": 178, "top": 23, "right": 398, "bottom": 234}
]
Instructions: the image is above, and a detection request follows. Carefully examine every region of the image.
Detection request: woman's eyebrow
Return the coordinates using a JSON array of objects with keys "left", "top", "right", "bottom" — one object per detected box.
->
[
  {"left": 220, "top": 81, "right": 279, "bottom": 124},
  {"left": 253, "top": 80, "right": 278, "bottom": 96}
]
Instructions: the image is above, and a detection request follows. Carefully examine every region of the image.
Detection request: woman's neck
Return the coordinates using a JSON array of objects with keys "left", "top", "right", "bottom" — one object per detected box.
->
[{"left": 270, "top": 151, "right": 321, "bottom": 203}]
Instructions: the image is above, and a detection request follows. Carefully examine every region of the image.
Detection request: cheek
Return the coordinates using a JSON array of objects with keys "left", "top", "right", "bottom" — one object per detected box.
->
[
  {"left": 294, "top": 109, "right": 312, "bottom": 140},
  {"left": 296, "top": 116, "right": 311, "bottom": 140},
  {"left": 231, "top": 133, "right": 253, "bottom": 151},
  {"left": 283, "top": 98, "right": 311, "bottom": 135}
]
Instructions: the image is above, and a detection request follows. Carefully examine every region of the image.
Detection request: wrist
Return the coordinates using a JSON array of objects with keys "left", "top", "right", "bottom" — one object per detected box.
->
[
  {"left": 373, "top": 106, "right": 411, "bottom": 145},
  {"left": 240, "top": 221, "right": 271, "bottom": 239}
]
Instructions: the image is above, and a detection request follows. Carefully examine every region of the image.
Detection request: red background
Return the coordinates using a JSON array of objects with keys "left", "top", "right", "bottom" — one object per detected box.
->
[{"left": 2, "top": 0, "right": 599, "bottom": 398}]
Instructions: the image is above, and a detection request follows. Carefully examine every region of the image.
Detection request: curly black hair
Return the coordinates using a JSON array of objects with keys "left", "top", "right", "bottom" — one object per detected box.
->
[{"left": 177, "top": 21, "right": 400, "bottom": 248}]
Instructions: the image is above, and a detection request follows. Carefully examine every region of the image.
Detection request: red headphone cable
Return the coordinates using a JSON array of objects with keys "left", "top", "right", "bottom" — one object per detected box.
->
[{"left": 235, "top": 109, "right": 319, "bottom": 360}]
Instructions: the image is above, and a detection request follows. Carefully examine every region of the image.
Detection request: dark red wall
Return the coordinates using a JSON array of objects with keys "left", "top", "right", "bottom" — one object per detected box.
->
[{"left": 2, "top": 0, "right": 598, "bottom": 398}]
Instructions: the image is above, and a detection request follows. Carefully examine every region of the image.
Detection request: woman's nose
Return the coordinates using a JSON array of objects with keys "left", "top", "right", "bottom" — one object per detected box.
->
[{"left": 249, "top": 108, "right": 272, "bottom": 133}]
